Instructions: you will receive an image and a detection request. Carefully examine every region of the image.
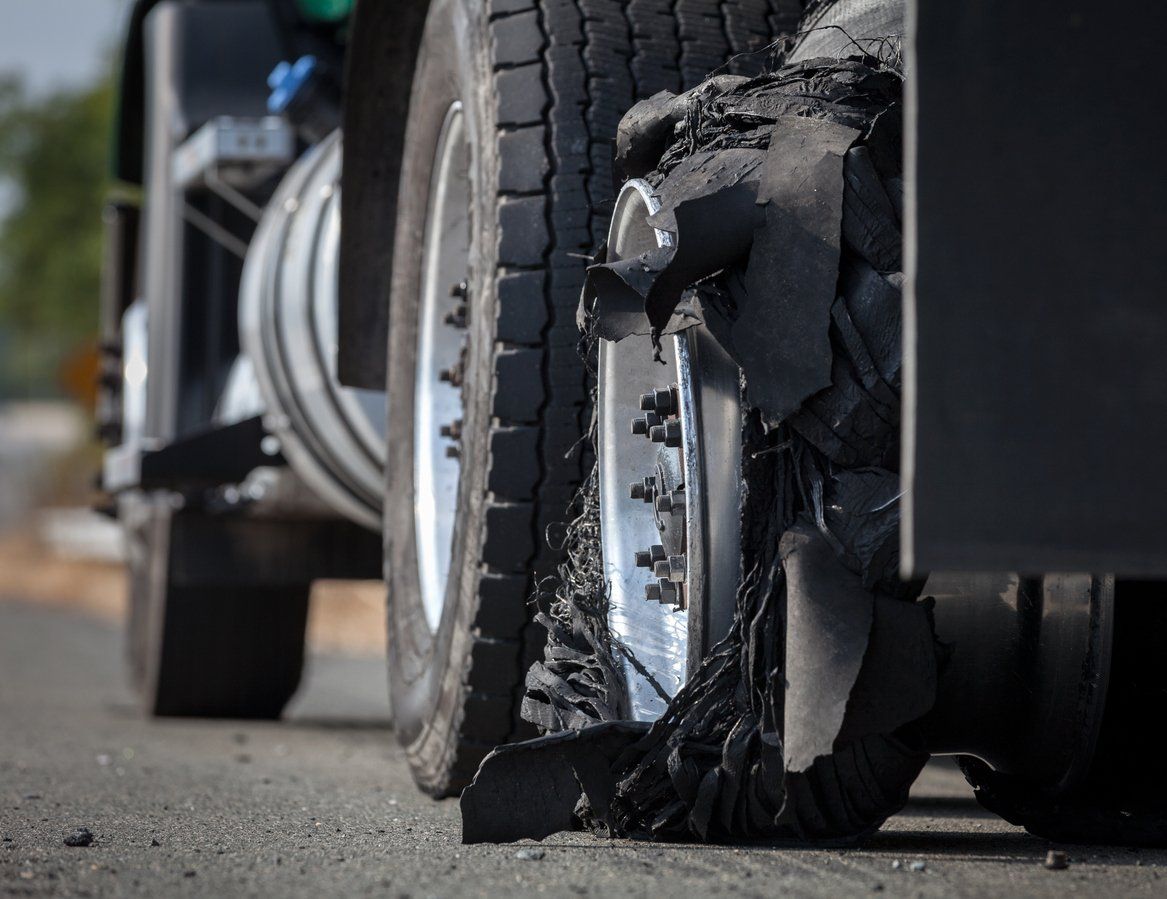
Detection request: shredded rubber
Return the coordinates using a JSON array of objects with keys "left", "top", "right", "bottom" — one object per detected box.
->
[
  {"left": 504, "top": 48, "right": 934, "bottom": 846},
  {"left": 463, "top": 15, "right": 937, "bottom": 845},
  {"left": 522, "top": 458, "right": 632, "bottom": 732}
]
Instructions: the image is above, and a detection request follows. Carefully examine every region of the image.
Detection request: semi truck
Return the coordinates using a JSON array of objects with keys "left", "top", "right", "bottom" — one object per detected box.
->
[{"left": 98, "top": 0, "right": 1167, "bottom": 844}]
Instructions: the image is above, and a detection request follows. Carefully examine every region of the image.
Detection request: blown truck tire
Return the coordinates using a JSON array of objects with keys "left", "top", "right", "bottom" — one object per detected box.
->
[
  {"left": 383, "top": 0, "right": 797, "bottom": 795},
  {"left": 463, "top": 0, "right": 949, "bottom": 844}
]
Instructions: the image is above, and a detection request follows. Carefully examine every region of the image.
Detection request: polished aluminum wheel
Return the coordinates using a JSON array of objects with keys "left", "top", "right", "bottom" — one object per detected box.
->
[
  {"left": 596, "top": 180, "right": 743, "bottom": 720},
  {"left": 413, "top": 102, "right": 471, "bottom": 633}
]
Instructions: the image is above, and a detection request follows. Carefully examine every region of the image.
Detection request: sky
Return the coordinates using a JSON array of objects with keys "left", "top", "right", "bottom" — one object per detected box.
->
[
  {"left": 0, "top": 0, "right": 128, "bottom": 96},
  {"left": 0, "top": 0, "right": 128, "bottom": 217}
]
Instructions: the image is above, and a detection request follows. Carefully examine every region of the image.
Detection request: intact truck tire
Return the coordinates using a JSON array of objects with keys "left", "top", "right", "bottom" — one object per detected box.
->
[
  {"left": 125, "top": 497, "right": 309, "bottom": 719},
  {"left": 384, "top": 0, "right": 794, "bottom": 796}
]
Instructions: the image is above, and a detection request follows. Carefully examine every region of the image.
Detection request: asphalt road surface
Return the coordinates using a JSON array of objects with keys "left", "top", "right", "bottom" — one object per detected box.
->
[{"left": 2, "top": 600, "right": 1165, "bottom": 898}]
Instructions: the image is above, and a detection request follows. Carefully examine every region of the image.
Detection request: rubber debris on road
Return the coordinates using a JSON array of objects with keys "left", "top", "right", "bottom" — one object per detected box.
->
[{"left": 63, "top": 827, "right": 94, "bottom": 847}]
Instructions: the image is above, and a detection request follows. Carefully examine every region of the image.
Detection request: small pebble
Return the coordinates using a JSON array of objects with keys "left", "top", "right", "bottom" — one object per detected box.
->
[
  {"left": 515, "top": 847, "right": 546, "bottom": 861},
  {"left": 184, "top": 870, "right": 197, "bottom": 878},
  {"left": 150, "top": 838, "right": 161, "bottom": 848},
  {"left": 1045, "top": 850, "right": 1069, "bottom": 870},
  {"left": 909, "top": 861, "right": 926, "bottom": 873},
  {"left": 890, "top": 860, "right": 901, "bottom": 870},
  {"left": 64, "top": 828, "right": 94, "bottom": 848}
]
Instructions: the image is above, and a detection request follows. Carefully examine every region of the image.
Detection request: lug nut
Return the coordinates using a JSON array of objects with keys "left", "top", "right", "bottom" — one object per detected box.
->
[
  {"left": 653, "top": 555, "right": 687, "bottom": 582},
  {"left": 630, "top": 412, "right": 662, "bottom": 437},
  {"left": 444, "top": 303, "right": 468, "bottom": 327},
  {"left": 440, "top": 419, "right": 463, "bottom": 440},
  {"left": 638, "top": 386, "right": 678, "bottom": 416},
  {"left": 649, "top": 420, "right": 682, "bottom": 446},
  {"left": 645, "top": 577, "right": 680, "bottom": 605},
  {"left": 629, "top": 476, "right": 657, "bottom": 503}
]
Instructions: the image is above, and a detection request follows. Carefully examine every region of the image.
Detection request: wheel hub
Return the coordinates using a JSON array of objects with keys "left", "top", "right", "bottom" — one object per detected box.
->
[{"left": 414, "top": 102, "right": 471, "bottom": 633}]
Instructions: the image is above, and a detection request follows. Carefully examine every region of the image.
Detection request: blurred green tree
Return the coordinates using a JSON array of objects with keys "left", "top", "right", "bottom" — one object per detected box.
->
[{"left": 0, "top": 71, "right": 113, "bottom": 398}]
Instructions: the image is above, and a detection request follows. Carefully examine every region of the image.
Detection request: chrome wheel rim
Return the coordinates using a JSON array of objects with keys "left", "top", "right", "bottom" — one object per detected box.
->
[
  {"left": 596, "top": 180, "right": 743, "bottom": 720},
  {"left": 414, "top": 102, "right": 471, "bottom": 633}
]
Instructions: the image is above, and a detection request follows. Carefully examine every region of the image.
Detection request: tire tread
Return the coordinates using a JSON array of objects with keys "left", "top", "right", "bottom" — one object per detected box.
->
[{"left": 434, "top": 0, "right": 794, "bottom": 792}]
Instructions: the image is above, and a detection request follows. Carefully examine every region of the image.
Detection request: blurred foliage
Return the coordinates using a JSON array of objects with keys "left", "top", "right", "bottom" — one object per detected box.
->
[{"left": 0, "top": 71, "right": 113, "bottom": 399}]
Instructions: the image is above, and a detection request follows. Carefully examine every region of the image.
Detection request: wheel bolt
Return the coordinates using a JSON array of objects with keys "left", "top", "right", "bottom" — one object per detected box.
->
[
  {"left": 445, "top": 445, "right": 460, "bottom": 459},
  {"left": 629, "top": 476, "right": 657, "bottom": 503},
  {"left": 655, "top": 491, "right": 684, "bottom": 515},
  {"left": 450, "top": 280, "right": 469, "bottom": 298},
  {"left": 650, "top": 544, "right": 666, "bottom": 563},
  {"left": 658, "top": 579, "right": 679, "bottom": 605},
  {"left": 440, "top": 419, "right": 463, "bottom": 440},
  {"left": 644, "top": 582, "right": 662, "bottom": 602},
  {"left": 653, "top": 555, "right": 686, "bottom": 582},
  {"left": 444, "top": 303, "right": 468, "bottom": 328},
  {"left": 635, "top": 550, "right": 653, "bottom": 568},
  {"left": 631, "top": 412, "right": 661, "bottom": 437},
  {"left": 639, "top": 386, "right": 678, "bottom": 416},
  {"left": 649, "top": 420, "right": 681, "bottom": 446},
  {"left": 439, "top": 365, "right": 463, "bottom": 387}
]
